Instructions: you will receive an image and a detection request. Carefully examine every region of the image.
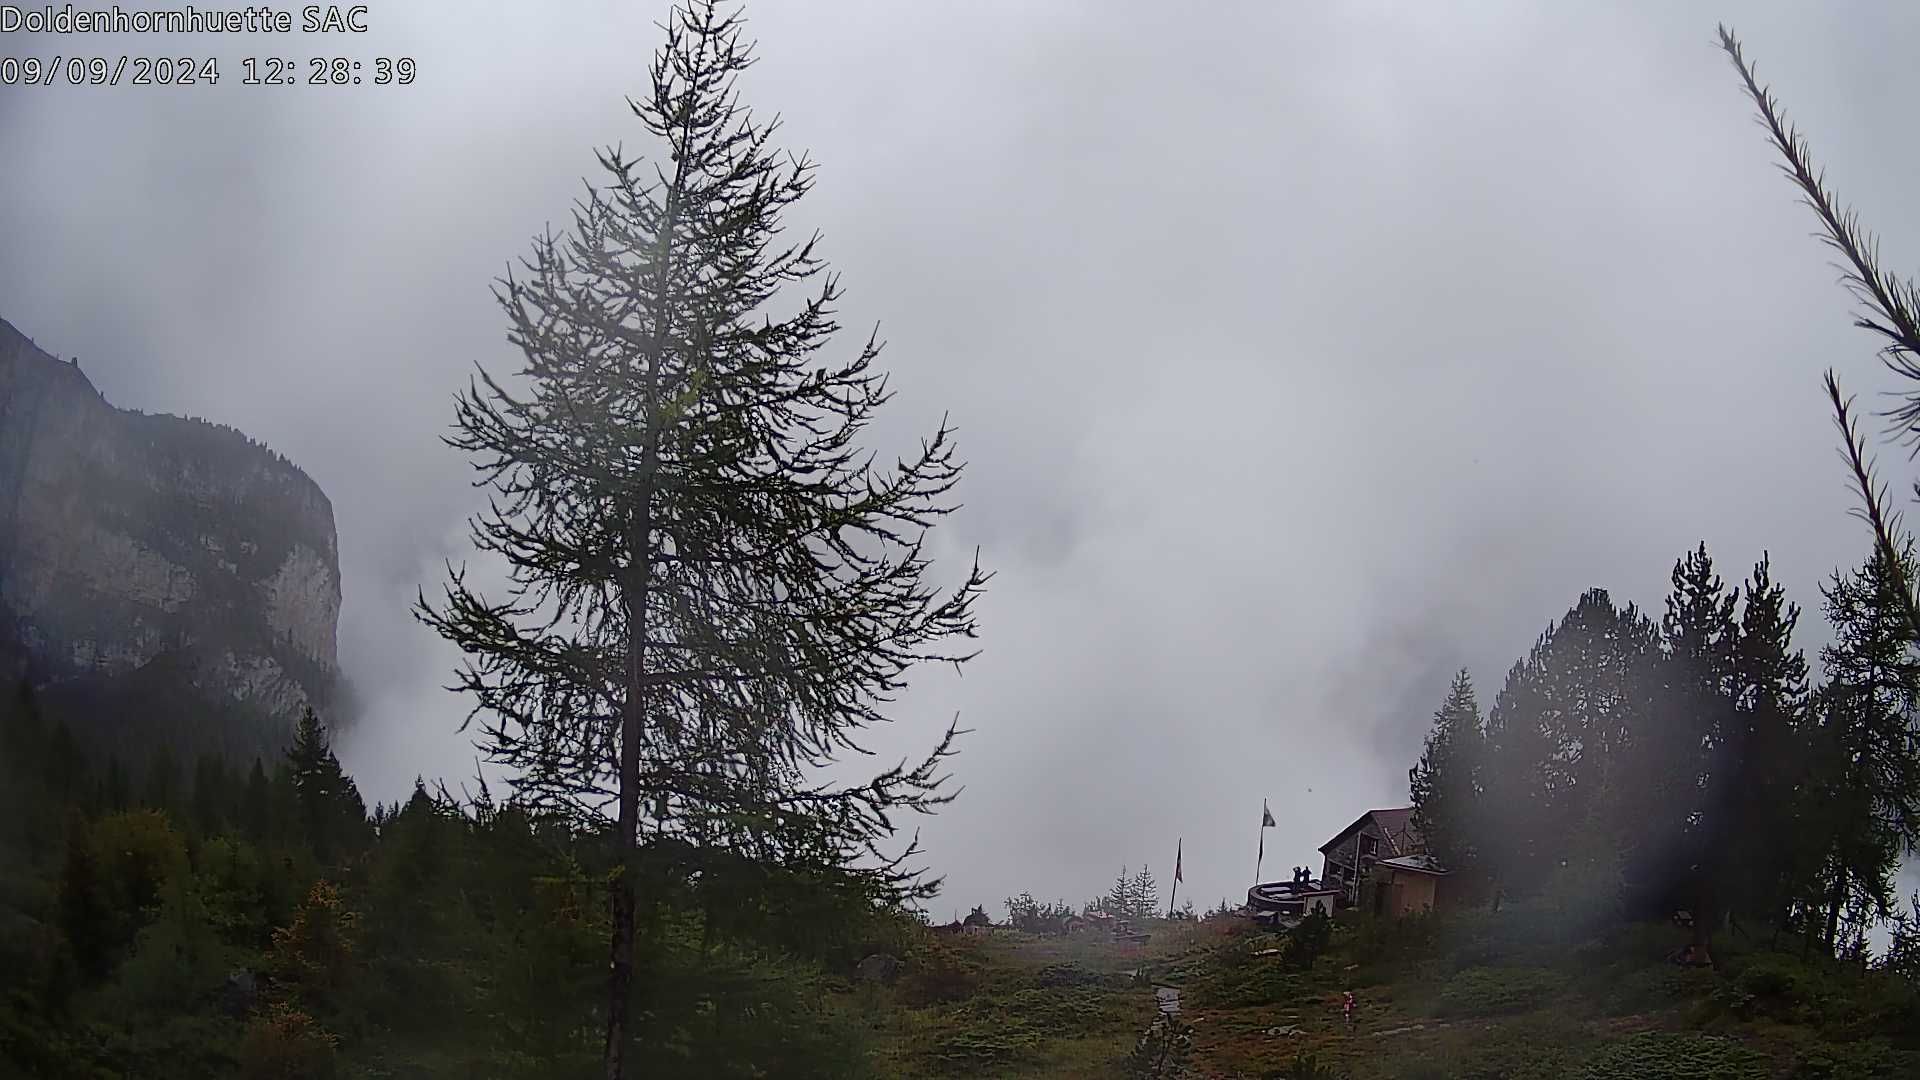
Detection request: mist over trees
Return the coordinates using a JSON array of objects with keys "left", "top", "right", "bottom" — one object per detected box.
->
[
  {"left": 1409, "top": 539, "right": 1920, "bottom": 960},
  {"left": 16, "top": 9, "right": 1920, "bottom": 1078},
  {"left": 1408, "top": 668, "right": 1482, "bottom": 881},
  {"left": 8, "top": 2, "right": 991, "bottom": 1076},
  {"left": 1399, "top": 25, "right": 1920, "bottom": 970},
  {"left": 1, "top": 690, "right": 915, "bottom": 1077}
]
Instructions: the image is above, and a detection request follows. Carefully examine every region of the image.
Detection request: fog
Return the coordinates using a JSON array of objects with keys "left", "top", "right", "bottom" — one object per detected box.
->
[{"left": 6, "top": 1, "right": 1920, "bottom": 916}]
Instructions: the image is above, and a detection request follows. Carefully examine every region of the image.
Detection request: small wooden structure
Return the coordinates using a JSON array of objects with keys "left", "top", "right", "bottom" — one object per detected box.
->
[{"left": 1366, "top": 854, "right": 1448, "bottom": 917}]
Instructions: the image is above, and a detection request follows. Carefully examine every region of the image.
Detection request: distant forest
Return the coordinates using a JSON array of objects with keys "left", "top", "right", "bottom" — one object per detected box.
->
[
  {"left": 1396, "top": 27, "right": 1920, "bottom": 981},
  {"left": 0, "top": 697, "right": 909, "bottom": 1077},
  {"left": 1408, "top": 541, "right": 1920, "bottom": 969}
]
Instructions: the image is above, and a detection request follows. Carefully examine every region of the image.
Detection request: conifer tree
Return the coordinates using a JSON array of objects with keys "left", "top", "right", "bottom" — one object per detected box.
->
[
  {"left": 1643, "top": 545, "right": 1751, "bottom": 949},
  {"left": 242, "top": 759, "right": 272, "bottom": 845},
  {"left": 286, "top": 707, "right": 367, "bottom": 864},
  {"left": 1482, "top": 651, "right": 1556, "bottom": 903},
  {"left": 1409, "top": 669, "right": 1483, "bottom": 881},
  {"left": 1552, "top": 590, "right": 1658, "bottom": 856},
  {"left": 1480, "top": 589, "right": 1656, "bottom": 903},
  {"left": 1813, "top": 546, "right": 1920, "bottom": 950},
  {"left": 0, "top": 679, "right": 42, "bottom": 797},
  {"left": 1717, "top": 554, "right": 1815, "bottom": 931},
  {"left": 1130, "top": 864, "right": 1159, "bottom": 919},
  {"left": 414, "top": 4, "right": 986, "bottom": 1072},
  {"left": 57, "top": 813, "right": 107, "bottom": 979},
  {"left": 101, "top": 756, "right": 129, "bottom": 814},
  {"left": 191, "top": 752, "right": 232, "bottom": 836},
  {"left": 140, "top": 746, "right": 178, "bottom": 813},
  {"left": 1639, "top": 545, "right": 1738, "bottom": 933},
  {"left": 1104, "top": 867, "right": 1131, "bottom": 915}
]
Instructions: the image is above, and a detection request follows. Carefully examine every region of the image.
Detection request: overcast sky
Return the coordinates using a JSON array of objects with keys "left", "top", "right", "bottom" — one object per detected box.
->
[{"left": 6, "top": 1, "right": 1920, "bottom": 917}]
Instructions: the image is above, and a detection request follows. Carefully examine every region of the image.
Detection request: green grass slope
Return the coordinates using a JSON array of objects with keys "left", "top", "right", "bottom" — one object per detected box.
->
[
  {"left": 832, "top": 898, "right": 1919, "bottom": 1078},
  {"left": 1145, "top": 906, "right": 1920, "bottom": 1079}
]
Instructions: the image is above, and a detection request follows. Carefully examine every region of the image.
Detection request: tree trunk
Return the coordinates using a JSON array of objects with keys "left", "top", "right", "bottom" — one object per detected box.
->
[
  {"left": 602, "top": 101, "right": 682, "bottom": 1077},
  {"left": 604, "top": 838, "right": 635, "bottom": 1080},
  {"left": 1824, "top": 865, "right": 1845, "bottom": 956},
  {"left": 1685, "top": 855, "right": 1716, "bottom": 968},
  {"left": 605, "top": 544, "right": 650, "bottom": 1080}
]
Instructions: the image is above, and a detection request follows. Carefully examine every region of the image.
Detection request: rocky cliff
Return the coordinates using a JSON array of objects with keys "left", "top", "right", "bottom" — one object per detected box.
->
[{"left": 0, "top": 317, "right": 340, "bottom": 756}]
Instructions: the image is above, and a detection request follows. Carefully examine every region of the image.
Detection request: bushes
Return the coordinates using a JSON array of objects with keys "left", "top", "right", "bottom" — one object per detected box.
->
[
  {"left": 915, "top": 985, "right": 1133, "bottom": 1074},
  {"left": 1195, "top": 950, "right": 1307, "bottom": 1009},
  {"left": 1575, "top": 1032, "right": 1769, "bottom": 1080},
  {"left": 1004, "top": 893, "right": 1075, "bottom": 934},
  {"left": 1788, "top": 1039, "right": 1915, "bottom": 1078},
  {"left": 64, "top": 809, "right": 189, "bottom": 969},
  {"left": 105, "top": 875, "right": 238, "bottom": 1017},
  {"left": 1287, "top": 909, "right": 1333, "bottom": 966},
  {"left": 636, "top": 942, "right": 873, "bottom": 1080},
  {"left": 895, "top": 933, "right": 986, "bottom": 1007},
  {"left": 1591, "top": 962, "right": 1717, "bottom": 1015},
  {"left": 1193, "top": 909, "right": 1338, "bottom": 1008},
  {"left": 1034, "top": 962, "right": 1106, "bottom": 989},
  {"left": 923, "top": 1027, "right": 1044, "bottom": 1073},
  {"left": 1387, "top": 1012, "right": 1588, "bottom": 1080},
  {"left": 1696, "top": 950, "right": 1920, "bottom": 1036},
  {"left": 1342, "top": 908, "right": 1444, "bottom": 970},
  {"left": 1436, "top": 965, "right": 1567, "bottom": 1017},
  {"left": 238, "top": 1004, "right": 338, "bottom": 1080},
  {"left": 1276, "top": 1050, "right": 1348, "bottom": 1078},
  {"left": 1708, "top": 955, "right": 1813, "bottom": 1022}
]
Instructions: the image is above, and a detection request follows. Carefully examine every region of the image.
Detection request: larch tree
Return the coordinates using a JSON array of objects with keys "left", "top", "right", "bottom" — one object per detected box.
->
[
  {"left": 1719, "top": 27, "right": 1920, "bottom": 638},
  {"left": 414, "top": 4, "right": 987, "bottom": 1075},
  {"left": 1813, "top": 546, "right": 1920, "bottom": 950},
  {"left": 1720, "top": 28, "right": 1920, "bottom": 952}
]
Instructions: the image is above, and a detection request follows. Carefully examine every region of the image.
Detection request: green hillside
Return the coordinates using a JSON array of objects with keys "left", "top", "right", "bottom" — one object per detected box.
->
[{"left": 888, "top": 902, "right": 1920, "bottom": 1080}]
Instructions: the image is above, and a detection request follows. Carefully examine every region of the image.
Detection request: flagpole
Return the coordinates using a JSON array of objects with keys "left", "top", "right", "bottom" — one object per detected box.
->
[{"left": 1255, "top": 800, "right": 1266, "bottom": 887}]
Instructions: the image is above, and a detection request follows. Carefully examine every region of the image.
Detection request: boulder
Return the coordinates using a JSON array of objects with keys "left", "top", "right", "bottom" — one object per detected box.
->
[{"left": 856, "top": 952, "right": 901, "bottom": 983}]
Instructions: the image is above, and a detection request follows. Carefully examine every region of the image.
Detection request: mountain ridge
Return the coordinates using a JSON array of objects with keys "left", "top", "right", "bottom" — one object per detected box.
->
[{"left": 0, "top": 315, "right": 341, "bottom": 759}]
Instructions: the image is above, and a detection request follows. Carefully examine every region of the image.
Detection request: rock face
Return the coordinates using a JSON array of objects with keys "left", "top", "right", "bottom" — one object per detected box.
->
[
  {"left": 0, "top": 317, "right": 340, "bottom": 754},
  {"left": 856, "top": 953, "right": 901, "bottom": 983}
]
